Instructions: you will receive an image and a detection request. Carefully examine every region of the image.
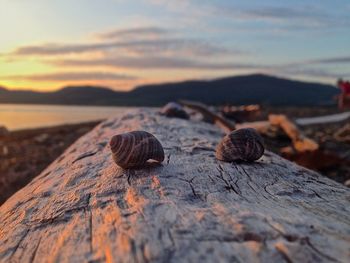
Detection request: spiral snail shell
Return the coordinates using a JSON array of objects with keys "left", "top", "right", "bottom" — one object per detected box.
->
[
  {"left": 160, "top": 102, "right": 189, "bottom": 119},
  {"left": 216, "top": 128, "right": 264, "bottom": 162},
  {"left": 109, "top": 131, "right": 164, "bottom": 169}
]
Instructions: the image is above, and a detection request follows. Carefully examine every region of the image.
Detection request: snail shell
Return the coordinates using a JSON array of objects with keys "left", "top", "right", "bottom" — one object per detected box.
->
[
  {"left": 216, "top": 128, "right": 264, "bottom": 162},
  {"left": 160, "top": 102, "right": 189, "bottom": 119},
  {"left": 109, "top": 131, "right": 164, "bottom": 169}
]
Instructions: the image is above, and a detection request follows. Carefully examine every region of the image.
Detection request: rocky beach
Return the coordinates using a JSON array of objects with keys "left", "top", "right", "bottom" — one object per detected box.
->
[{"left": 0, "top": 121, "right": 100, "bottom": 204}]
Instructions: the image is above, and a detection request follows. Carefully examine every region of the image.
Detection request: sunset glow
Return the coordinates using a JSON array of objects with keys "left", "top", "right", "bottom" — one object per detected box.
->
[{"left": 1, "top": 0, "right": 350, "bottom": 91}]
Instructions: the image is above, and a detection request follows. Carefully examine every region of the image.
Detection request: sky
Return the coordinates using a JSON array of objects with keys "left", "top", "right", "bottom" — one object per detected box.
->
[{"left": 0, "top": 0, "right": 349, "bottom": 91}]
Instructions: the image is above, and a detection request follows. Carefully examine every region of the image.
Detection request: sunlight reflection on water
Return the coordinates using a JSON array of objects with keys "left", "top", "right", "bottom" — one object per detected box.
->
[{"left": 0, "top": 104, "right": 135, "bottom": 130}]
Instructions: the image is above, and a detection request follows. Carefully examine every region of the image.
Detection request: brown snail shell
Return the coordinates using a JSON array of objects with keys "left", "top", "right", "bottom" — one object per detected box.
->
[
  {"left": 216, "top": 128, "right": 264, "bottom": 162},
  {"left": 109, "top": 131, "right": 164, "bottom": 169},
  {"left": 160, "top": 102, "right": 189, "bottom": 119}
]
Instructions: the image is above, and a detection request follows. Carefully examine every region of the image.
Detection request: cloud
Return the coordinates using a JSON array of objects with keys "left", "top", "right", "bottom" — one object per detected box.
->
[
  {"left": 11, "top": 38, "right": 233, "bottom": 57},
  {"left": 275, "top": 67, "right": 348, "bottom": 79},
  {"left": 50, "top": 54, "right": 350, "bottom": 81},
  {"left": 13, "top": 43, "right": 107, "bottom": 56},
  {"left": 5, "top": 18, "right": 347, "bottom": 87},
  {"left": 96, "top": 26, "right": 168, "bottom": 40},
  {"left": 307, "top": 56, "right": 350, "bottom": 64},
  {"left": 0, "top": 72, "right": 138, "bottom": 81},
  {"left": 53, "top": 56, "right": 259, "bottom": 70},
  {"left": 7, "top": 25, "right": 235, "bottom": 57},
  {"left": 145, "top": 1, "right": 349, "bottom": 31},
  {"left": 240, "top": 7, "right": 323, "bottom": 20},
  {"left": 214, "top": 5, "right": 350, "bottom": 31},
  {"left": 146, "top": 0, "right": 203, "bottom": 15}
]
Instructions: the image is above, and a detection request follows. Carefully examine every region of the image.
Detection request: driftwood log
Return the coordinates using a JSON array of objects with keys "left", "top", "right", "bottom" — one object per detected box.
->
[{"left": 0, "top": 109, "right": 349, "bottom": 263}]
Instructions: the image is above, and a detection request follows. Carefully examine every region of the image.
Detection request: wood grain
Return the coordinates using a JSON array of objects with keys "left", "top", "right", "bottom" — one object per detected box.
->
[{"left": 0, "top": 109, "right": 349, "bottom": 263}]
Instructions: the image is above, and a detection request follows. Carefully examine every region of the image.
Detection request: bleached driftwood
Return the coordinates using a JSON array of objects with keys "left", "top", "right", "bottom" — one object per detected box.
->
[
  {"left": 0, "top": 109, "right": 349, "bottom": 263},
  {"left": 296, "top": 111, "right": 350, "bottom": 126},
  {"left": 179, "top": 100, "right": 274, "bottom": 136},
  {"left": 179, "top": 100, "right": 235, "bottom": 133},
  {"left": 269, "top": 114, "right": 319, "bottom": 153},
  {"left": 179, "top": 100, "right": 349, "bottom": 140}
]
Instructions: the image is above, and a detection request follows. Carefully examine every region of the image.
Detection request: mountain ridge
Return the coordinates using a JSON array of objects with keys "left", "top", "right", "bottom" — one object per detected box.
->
[{"left": 0, "top": 74, "right": 339, "bottom": 106}]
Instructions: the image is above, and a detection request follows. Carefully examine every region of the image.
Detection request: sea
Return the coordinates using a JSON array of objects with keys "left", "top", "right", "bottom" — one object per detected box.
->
[{"left": 0, "top": 104, "right": 134, "bottom": 131}]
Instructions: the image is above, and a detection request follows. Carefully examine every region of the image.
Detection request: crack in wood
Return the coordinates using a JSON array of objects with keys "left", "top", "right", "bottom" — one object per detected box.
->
[
  {"left": 216, "top": 165, "right": 243, "bottom": 197},
  {"left": 266, "top": 219, "right": 339, "bottom": 263},
  {"left": 198, "top": 232, "right": 263, "bottom": 243},
  {"left": 72, "top": 151, "right": 98, "bottom": 164},
  {"left": 304, "top": 237, "right": 339, "bottom": 262},
  {"left": 28, "top": 194, "right": 93, "bottom": 230},
  {"left": 177, "top": 177, "right": 201, "bottom": 199},
  {"left": 166, "top": 154, "right": 171, "bottom": 165},
  {"left": 310, "top": 189, "right": 327, "bottom": 201},
  {"left": 167, "top": 228, "right": 175, "bottom": 247},
  {"left": 263, "top": 178, "right": 279, "bottom": 198},
  {"left": 8, "top": 228, "right": 30, "bottom": 260},
  {"left": 29, "top": 236, "right": 42, "bottom": 263},
  {"left": 87, "top": 193, "right": 93, "bottom": 255},
  {"left": 140, "top": 242, "right": 149, "bottom": 263},
  {"left": 127, "top": 170, "right": 132, "bottom": 186}
]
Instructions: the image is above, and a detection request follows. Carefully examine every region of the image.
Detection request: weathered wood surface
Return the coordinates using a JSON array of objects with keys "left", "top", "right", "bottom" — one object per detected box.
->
[
  {"left": 295, "top": 111, "right": 350, "bottom": 126},
  {"left": 0, "top": 109, "right": 349, "bottom": 263}
]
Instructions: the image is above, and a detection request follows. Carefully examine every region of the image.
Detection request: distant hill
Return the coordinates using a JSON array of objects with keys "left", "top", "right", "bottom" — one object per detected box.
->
[{"left": 0, "top": 74, "right": 340, "bottom": 106}]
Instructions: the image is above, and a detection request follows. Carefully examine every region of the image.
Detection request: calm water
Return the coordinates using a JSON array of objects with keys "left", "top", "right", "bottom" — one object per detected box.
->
[{"left": 0, "top": 104, "right": 133, "bottom": 131}]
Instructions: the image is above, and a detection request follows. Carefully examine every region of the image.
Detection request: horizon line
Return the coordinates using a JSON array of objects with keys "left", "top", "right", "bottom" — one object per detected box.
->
[{"left": 0, "top": 73, "right": 339, "bottom": 93}]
